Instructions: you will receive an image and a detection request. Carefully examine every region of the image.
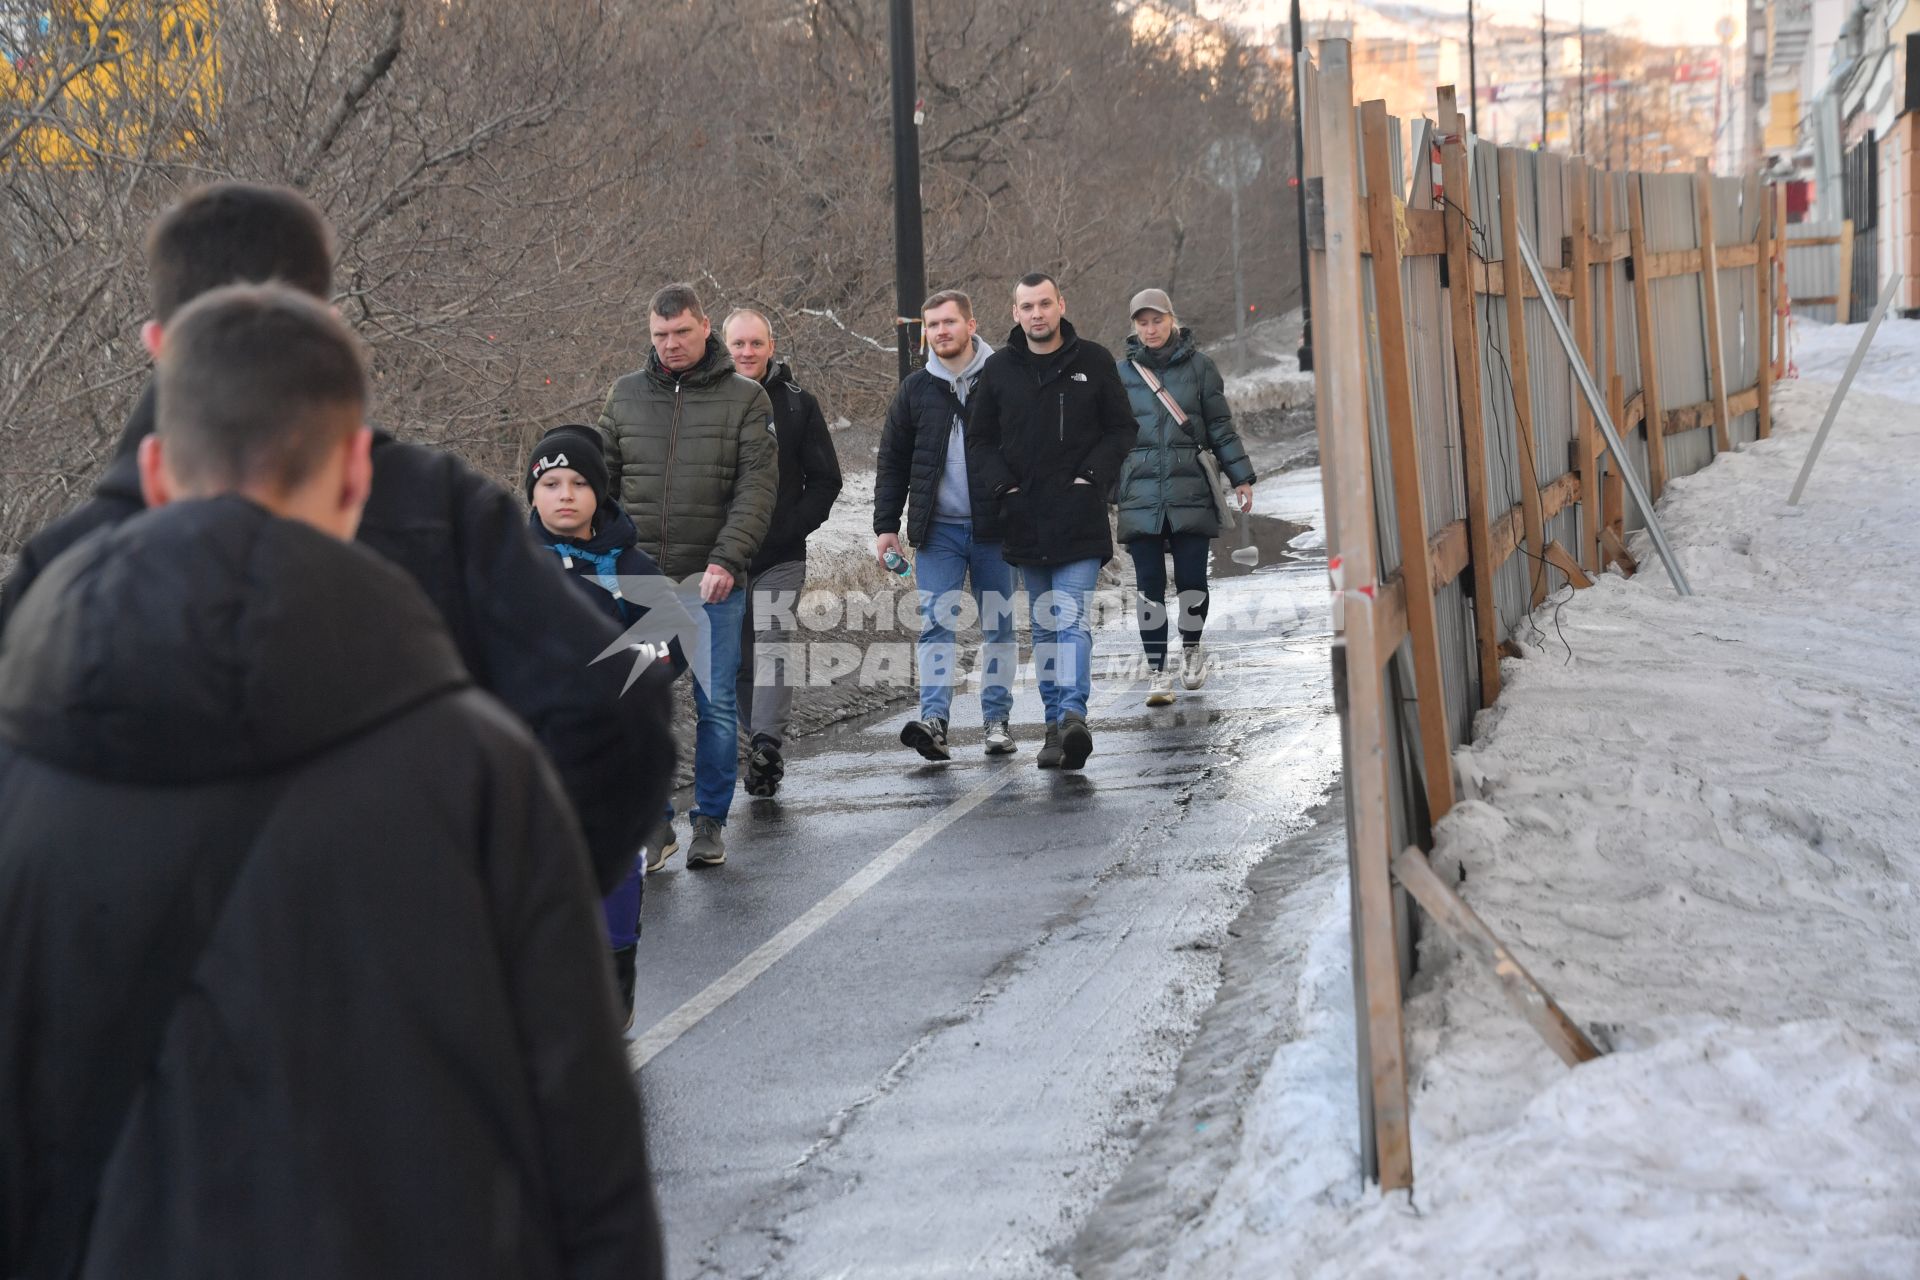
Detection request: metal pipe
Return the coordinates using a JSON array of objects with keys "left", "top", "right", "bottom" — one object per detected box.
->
[
  {"left": 1512, "top": 224, "right": 1694, "bottom": 595},
  {"left": 1788, "top": 275, "right": 1901, "bottom": 504},
  {"left": 1292, "top": 0, "right": 1313, "bottom": 373}
]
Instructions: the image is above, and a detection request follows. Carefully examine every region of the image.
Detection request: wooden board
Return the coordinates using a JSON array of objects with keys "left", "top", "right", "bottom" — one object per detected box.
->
[
  {"left": 1497, "top": 148, "right": 1548, "bottom": 608},
  {"left": 1838, "top": 219, "right": 1855, "bottom": 322},
  {"left": 1695, "top": 162, "right": 1733, "bottom": 455},
  {"left": 1473, "top": 258, "right": 1575, "bottom": 299},
  {"left": 1757, "top": 186, "right": 1774, "bottom": 439},
  {"left": 1437, "top": 87, "right": 1503, "bottom": 708},
  {"left": 1356, "top": 205, "right": 1448, "bottom": 258},
  {"left": 1570, "top": 159, "right": 1602, "bottom": 571},
  {"left": 1638, "top": 240, "right": 1760, "bottom": 279},
  {"left": 1361, "top": 98, "right": 1456, "bottom": 821},
  {"left": 1599, "top": 185, "right": 1627, "bottom": 539},
  {"left": 1321, "top": 44, "right": 1413, "bottom": 1193},
  {"left": 1627, "top": 176, "right": 1671, "bottom": 498},
  {"left": 1542, "top": 538, "right": 1595, "bottom": 588},
  {"left": 1391, "top": 847, "right": 1605, "bottom": 1068}
]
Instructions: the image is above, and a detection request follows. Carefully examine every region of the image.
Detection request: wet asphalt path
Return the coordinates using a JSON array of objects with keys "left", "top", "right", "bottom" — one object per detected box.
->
[{"left": 633, "top": 536, "right": 1339, "bottom": 1279}]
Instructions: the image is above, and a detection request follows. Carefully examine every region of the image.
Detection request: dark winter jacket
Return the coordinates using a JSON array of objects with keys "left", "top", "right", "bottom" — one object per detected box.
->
[
  {"left": 964, "top": 320, "right": 1136, "bottom": 567},
  {"left": 531, "top": 503, "right": 687, "bottom": 677},
  {"left": 594, "top": 335, "right": 780, "bottom": 581},
  {"left": 753, "top": 360, "right": 843, "bottom": 574},
  {"left": 874, "top": 339, "right": 1005, "bottom": 546},
  {"left": 0, "top": 497, "right": 663, "bottom": 1280},
  {"left": 1115, "top": 330, "right": 1258, "bottom": 542},
  {"left": 0, "top": 382, "right": 674, "bottom": 898}
]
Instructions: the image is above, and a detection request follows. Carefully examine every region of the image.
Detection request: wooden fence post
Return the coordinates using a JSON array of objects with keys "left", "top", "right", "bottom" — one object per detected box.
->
[
  {"left": 1597, "top": 170, "right": 1627, "bottom": 539},
  {"left": 1627, "top": 175, "right": 1671, "bottom": 498},
  {"left": 1437, "top": 87, "right": 1503, "bottom": 707},
  {"left": 1774, "top": 185, "right": 1789, "bottom": 378},
  {"left": 1361, "top": 99, "right": 1457, "bottom": 823},
  {"left": 1838, "top": 218, "right": 1855, "bottom": 322},
  {"left": 1757, "top": 180, "right": 1774, "bottom": 439},
  {"left": 1694, "top": 160, "right": 1733, "bottom": 454},
  {"left": 1317, "top": 42, "right": 1413, "bottom": 1192},
  {"left": 1496, "top": 148, "right": 1548, "bottom": 607},
  {"left": 1569, "top": 159, "right": 1602, "bottom": 570}
]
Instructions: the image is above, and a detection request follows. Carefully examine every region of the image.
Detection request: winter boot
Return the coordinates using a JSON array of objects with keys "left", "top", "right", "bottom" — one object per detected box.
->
[
  {"left": 745, "top": 734, "right": 785, "bottom": 797},
  {"left": 1036, "top": 720, "right": 1064, "bottom": 769},
  {"left": 612, "top": 944, "right": 638, "bottom": 1032},
  {"left": 1059, "top": 711, "right": 1093, "bottom": 770},
  {"left": 687, "top": 815, "right": 727, "bottom": 868},
  {"left": 1180, "top": 643, "right": 1210, "bottom": 691},
  {"left": 900, "top": 716, "right": 951, "bottom": 762}
]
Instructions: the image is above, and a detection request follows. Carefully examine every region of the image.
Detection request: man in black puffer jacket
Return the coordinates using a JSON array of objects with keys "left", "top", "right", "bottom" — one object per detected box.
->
[
  {"left": 721, "top": 308, "right": 842, "bottom": 798},
  {"left": 965, "top": 273, "right": 1135, "bottom": 771},
  {"left": 0, "top": 183, "right": 673, "bottom": 898},
  {"left": 0, "top": 285, "right": 663, "bottom": 1280},
  {"left": 874, "top": 288, "right": 1020, "bottom": 763}
]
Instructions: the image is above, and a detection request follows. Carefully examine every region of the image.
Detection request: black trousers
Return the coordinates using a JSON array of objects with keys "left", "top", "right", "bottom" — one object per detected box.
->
[{"left": 1125, "top": 526, "right": 1210, "bottom": 670}]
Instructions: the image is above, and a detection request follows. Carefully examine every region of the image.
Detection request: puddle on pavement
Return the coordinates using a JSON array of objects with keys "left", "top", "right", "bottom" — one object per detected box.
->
[{"left": 1208, "top": 511, "right": 1315, "bottom": 578}]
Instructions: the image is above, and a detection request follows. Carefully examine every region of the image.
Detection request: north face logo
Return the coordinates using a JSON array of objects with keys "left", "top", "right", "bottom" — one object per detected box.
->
[
  {"left": 1070, "top": 372, "right": 1089, "bottom": 382},
  {"left": 766, "top": 418, "right": 777, "bottom": 435},
  {"left": 532, "top": 452, "right": 569, "bottom": 479}
]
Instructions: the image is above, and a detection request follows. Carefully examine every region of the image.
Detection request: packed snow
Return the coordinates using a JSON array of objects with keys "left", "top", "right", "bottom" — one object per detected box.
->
[{"left": 1174, "top": 317, "right": 1920, "bottom": 1278}]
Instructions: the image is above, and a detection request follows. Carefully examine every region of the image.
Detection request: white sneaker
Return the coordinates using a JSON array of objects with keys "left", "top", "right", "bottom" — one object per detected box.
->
[
  {"left": 1180, "top": 645, "right": 1209, "bottom": 691},
  {"left": 1146, "top": 668, "right": 1176, "bottom": 706}
]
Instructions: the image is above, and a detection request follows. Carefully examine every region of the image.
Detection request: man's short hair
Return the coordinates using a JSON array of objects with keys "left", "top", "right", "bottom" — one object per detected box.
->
[
  {"left": 1014, "top": 272, "right": 1060, "bottom": 297},
  {"left": 156, "top": 284, "right": 368, "bottom": 494},
  {"left": 650, "top": 283, "right": 707, "bottom": 322},
  {"left": 922, "top": 289, "right": 973, "bottom": 322},
  {"left": 146, "top": 183, "right": 334, "bottom": 322},
  {"left": 722, "top": 307, "right": 773, "bottom": 340}
]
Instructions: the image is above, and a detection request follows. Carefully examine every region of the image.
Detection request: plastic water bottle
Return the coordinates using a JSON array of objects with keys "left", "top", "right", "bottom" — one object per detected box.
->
[{"left": 882, "top": 549, "right": 912, "bottom": 580}]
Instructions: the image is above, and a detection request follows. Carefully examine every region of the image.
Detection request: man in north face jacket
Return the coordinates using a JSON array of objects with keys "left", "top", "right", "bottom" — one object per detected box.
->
[{"left": 596, "top": 284, "right": 779, "bottom": 869}]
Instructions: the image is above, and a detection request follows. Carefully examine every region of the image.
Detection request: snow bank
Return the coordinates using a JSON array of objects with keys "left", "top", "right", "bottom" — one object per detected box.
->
[{"left": 1192, "top": 318, "right": 1920, "bottom": 1277}]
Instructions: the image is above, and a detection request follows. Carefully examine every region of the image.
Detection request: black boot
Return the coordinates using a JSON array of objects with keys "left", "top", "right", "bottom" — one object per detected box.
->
[
  {"left": 745, "top": 734, "right": 785, "bottom": 797},
  {"left": 1059, "top": 712, "right": 1093, "bottom": 770},
  {"left": 1036, "top": 721, "right": 1064, "bottom": 769},
  {"left": 611, "top": 944, "right": 637, "bottom": 1031}
]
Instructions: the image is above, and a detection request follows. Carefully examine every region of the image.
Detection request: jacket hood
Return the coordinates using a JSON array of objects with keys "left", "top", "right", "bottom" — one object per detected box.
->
[
  {"left": 0, "top": 496, "right": 469, "bottom": 785},
  {"left": 529, "top": 497, "right": 640, "bottom": 557},
  {"left": 1125, "top": 327, "right": 1196, "bottom": 369},
  {"left": 926, "top": 336, "right": 994, "bottom": 387},
  {"left": 763, "top": 359, "right": 795, "bottom": 388},
  {"left": 646, "top": 334, "right": 737, "bottom": 390},
  {"left": 1003, "top": 318, "right": 1081, "bottom": 364}
]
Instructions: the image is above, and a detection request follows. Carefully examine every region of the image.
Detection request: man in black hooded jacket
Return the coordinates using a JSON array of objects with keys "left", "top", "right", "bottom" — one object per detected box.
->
[
  {"left": 965, "top": 272, "right": 1135, "bottom": 771},
  {"left": 0, "top": 284, "right": 663, "bottom": 1279},
  {"left": 0, "top": 183, "right": 671, "bottom": 896}
]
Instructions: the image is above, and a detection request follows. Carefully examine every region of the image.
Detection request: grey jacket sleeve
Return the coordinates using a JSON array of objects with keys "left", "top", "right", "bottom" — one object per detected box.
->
[
  {"left": 710, "top": 384, "right": 780, "bottom": 579},
  {"left": 595, "top": 385, "right": 624, "bottom": 494}
]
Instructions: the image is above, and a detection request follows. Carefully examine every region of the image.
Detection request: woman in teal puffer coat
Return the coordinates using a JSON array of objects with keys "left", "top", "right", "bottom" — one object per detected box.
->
[{"left": 1114, "top": 289, "right": 1257, "bottom": 705}]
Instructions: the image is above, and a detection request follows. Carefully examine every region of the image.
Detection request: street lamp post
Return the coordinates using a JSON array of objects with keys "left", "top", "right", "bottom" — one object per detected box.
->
[{"left": 888, "top": 0, "right": 927, "bottom": 382}]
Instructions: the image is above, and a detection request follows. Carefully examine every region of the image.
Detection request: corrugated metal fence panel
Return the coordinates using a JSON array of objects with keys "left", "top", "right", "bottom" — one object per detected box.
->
[
  {"left": 1531, "top": 150, "right": 1581, "bottom": 596},
  {"left": 1470, "top": 138, "right": 1528, "bottom": 643},
  {"left": 1405, "top": 118, "right": 1480, "bottom": 741},
  {"left": 1787, "top": 220, "right": 1843, "bottom": 324},
  {"left": 1642, "top": 171, "right": 1715, "bottom": 483},
  {"left": 1717, "top": 175, "right": 1762, "bottom": 447},
  {"left": 1357, "top": 108, "right": 1403, "bottom": 586}
]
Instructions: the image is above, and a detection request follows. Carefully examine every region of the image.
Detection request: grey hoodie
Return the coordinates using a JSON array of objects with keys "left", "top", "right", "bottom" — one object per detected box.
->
[{"left": 926, "top": 336, "right": 994, "bottom": 522}]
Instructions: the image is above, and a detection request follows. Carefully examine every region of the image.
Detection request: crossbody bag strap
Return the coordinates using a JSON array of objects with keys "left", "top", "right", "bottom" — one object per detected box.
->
[{"left": 1131, "top": 360, "right": 1209, "bottom": 450}]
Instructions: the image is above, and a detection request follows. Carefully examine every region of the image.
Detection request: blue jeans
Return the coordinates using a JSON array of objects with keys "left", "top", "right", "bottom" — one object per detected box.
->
[
  {"left": 692, "top": 588, "right": 747, "bottom": 822},
  {"left": 1021, "top": 558, "right": 1101, "bottom": 721},
  {"left": 913, "top": 520, "right": 1017, "bottom": 725}
]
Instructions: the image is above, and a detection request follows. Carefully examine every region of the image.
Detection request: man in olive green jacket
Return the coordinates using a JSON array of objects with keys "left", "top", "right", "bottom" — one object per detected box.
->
[{"left": 597, "top": 284, "right": 779, "bottom": 869}]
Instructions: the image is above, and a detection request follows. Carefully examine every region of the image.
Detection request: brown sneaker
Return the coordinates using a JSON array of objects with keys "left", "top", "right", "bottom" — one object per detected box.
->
[{"left": 687, "top": 815, "right": 727, "bottom": 868}]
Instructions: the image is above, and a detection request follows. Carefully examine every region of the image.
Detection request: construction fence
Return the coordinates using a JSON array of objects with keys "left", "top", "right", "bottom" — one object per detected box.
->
[{"left": 1301, "top": 40, "right": 1788, "bottom": 1190}]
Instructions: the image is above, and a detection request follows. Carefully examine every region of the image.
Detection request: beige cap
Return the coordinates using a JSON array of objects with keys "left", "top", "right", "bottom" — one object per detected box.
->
[{"left": 1128, "top": 287, "right": 1174, "bottom": 318}]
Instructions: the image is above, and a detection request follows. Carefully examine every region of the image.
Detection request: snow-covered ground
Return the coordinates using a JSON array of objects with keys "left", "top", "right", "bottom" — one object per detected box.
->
[{"left": 1177, "top": 317, "right": 1920, "bottom": 1278}]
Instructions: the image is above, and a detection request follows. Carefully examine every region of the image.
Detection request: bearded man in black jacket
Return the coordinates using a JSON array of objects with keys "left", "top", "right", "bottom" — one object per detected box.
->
[
  {"left": 965, "top": 273, "right": 1135, "bottom": 770},
  {"left": 0, "top": 182, "right": 671, "bottom": 896},
  {"left": 0, "top": 284, "right": 663, "bottom": 1279}
]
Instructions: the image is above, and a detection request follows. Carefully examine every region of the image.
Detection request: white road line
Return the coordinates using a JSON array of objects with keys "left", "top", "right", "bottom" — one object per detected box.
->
[{"left": 629, "top": 683, "right": 1141, "bottom": 1071}]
